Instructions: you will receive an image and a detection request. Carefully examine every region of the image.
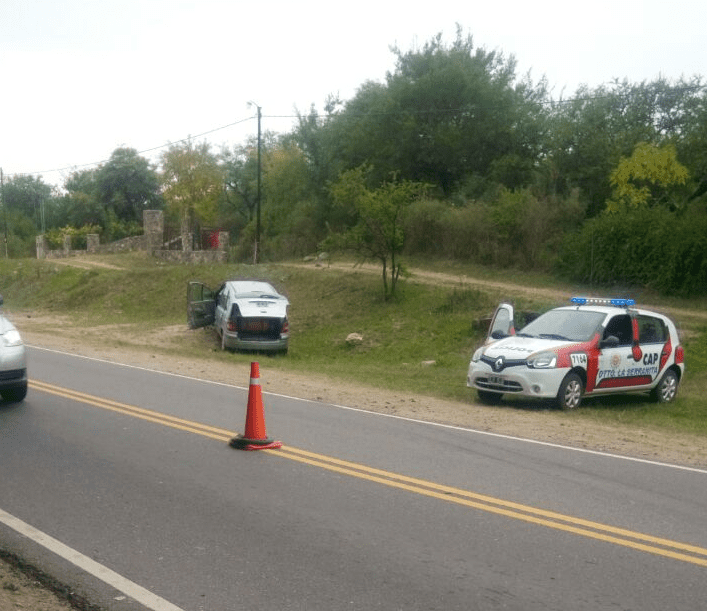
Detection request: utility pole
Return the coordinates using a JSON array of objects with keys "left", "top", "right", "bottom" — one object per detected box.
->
[
  {"left": 0, "top": 168, "right": 6, "bottom": 258},
  {"left": 255, "top": 105, "right": 262, "bottom": 265},
  {"left": 246, "top": 101, "right": 262, "bottom": 264}
]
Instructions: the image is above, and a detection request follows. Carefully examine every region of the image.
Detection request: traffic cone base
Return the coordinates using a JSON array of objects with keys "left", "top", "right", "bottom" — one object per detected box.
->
[
  {"left": 230, "top": 362, "right": 282, "bottom": 451},
  {"left": 229, "top": 435, "right": 283, "bottom": 451}
]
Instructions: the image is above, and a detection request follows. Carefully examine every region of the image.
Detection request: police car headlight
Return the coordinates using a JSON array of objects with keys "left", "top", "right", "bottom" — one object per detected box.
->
[
  {"left": 471, "top": 347, "right": 484, "bottom": 362},
  {"left": 1, "top": 329, "right": 23, "bottom": 347},
  {"left": 527, "top": 351, "right": 557, "bottom": 369}
]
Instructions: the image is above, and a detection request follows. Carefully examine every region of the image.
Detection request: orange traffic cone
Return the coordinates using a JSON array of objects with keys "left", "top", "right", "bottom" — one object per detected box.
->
[{"left": 229, "top": 362, "right": 282, "bottom": 451}]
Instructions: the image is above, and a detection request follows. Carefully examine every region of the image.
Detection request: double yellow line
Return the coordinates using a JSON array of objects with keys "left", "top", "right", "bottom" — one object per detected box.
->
[{"left": 29, "top": 379, "right": 707, "bottom": 567}]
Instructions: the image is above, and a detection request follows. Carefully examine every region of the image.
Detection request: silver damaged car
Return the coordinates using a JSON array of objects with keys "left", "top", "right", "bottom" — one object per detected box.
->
[{"left": 187, "top": 279, "right": 290, "bottom": 353}]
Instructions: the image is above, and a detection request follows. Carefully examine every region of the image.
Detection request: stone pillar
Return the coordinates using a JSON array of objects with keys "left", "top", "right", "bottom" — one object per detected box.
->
[
  {"left": 143, "top": 210, "right": 164, "bottom": 253},
  {"left": 87, "top": 234, "right": 99, "bottom": 253},
  {"left": 63, "top": 235, "right": 72, "bottom": 254},
  {"left": 180, "top": 216, "right": 192, "bottom": 253},
  {"left": 218, "top": 231, "right": 229, "bottom": 251},
  {"left": 36, "top": 235, "right": 47, "bottom": 259}
]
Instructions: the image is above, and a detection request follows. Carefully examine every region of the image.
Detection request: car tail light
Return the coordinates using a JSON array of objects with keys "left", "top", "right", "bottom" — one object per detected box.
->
[
  {"left": 675, "top": 345, "right": 684, "bottom": 364},
  {"left": 227, "top": 319, "right": 238, "bottom": 332},
  {"left": 281, "top": 318, "right": 289, "bottom": 335}
]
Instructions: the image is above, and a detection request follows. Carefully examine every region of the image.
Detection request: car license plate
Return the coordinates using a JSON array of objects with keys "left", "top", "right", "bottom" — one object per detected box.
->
[{"left": 488, "top": 375, "right": 505, "bottom": 386}]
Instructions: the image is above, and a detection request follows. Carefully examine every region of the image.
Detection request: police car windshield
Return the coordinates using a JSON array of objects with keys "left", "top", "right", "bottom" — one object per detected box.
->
[{"left": 519, "top": 310, "right": 605, "bottom": 342}]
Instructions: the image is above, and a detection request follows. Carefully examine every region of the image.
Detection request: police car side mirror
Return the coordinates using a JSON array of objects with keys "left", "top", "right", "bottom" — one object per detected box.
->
[
  {"left": 600, "top": 335, "right": 620, "bottom": 349},
  {"left": 490, "top": 330, "right": 508, "bottom": 340}
]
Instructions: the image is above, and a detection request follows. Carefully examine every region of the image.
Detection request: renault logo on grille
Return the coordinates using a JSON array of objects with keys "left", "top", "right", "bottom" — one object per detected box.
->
[{"left": 492, "top": 356, "right": 505, "bottom": 372}]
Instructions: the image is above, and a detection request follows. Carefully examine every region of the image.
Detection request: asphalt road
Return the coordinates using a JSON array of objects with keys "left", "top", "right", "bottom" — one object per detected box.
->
[{"left": 1, "top": 346, "right": 706, "bottom": 611}]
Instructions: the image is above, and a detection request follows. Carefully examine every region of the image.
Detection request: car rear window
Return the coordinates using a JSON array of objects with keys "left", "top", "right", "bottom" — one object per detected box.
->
[{"left": 232, "top": 282, "right": 281, "bottom": 298}]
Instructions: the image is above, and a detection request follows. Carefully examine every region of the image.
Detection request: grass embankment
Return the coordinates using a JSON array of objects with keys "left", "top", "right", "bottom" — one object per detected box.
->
[{"left": 1, "top": 252, "right": 707, "bottom": 437}]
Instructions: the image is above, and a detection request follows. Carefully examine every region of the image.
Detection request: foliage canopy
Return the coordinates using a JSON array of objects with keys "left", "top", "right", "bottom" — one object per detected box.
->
[{"left": 5, "top": 29, "right": 707, "bottom": 296}]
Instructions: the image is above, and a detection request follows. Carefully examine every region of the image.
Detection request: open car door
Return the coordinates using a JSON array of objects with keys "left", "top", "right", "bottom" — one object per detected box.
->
[
  {"left": 187, "top": 281, "right": 216, "bottom": 329},
  {"left": 487, "top": 303, "right": 515, "bottom": 343}
]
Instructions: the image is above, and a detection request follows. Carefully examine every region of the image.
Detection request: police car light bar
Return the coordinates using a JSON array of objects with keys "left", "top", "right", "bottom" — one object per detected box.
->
[{"left": 570, "top": 297, "right": 636, "bottom": 307}]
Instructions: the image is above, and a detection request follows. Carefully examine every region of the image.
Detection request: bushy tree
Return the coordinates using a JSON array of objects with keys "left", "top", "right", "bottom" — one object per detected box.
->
[
  {"left": 1, "top": 175, "right": 52, "bottom": 227},
  {"left": 545, "top": 78, "right": 702, "bottom": 216},
  {"left": 384, "top": 29, "right": 547, "bottom": 195},
  {"left": 95, "top": 148, "right": 162, "bottom": 223},
  {"left": 294, "top": 28, "right": 548, "bottom": 202},
  {"left": 328, "top": 166, "right": 429, "bottom": 298},
  {"left": 607, "top": 142, "right": 690, "bottom": 211},
  {"left": 161, "top": 140, "right": 223, "bottom": 239},
  {"left": 62, "top": 169, "right": 106, "bottom": 228}
]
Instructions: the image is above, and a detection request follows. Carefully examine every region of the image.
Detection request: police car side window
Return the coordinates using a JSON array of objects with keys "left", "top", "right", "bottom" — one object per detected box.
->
[
  {"left": 603, "top": 314, "right": 632, "bottom": 345},
  {"left": 638, "top": 315, "right": 666, "bottom": 343}
]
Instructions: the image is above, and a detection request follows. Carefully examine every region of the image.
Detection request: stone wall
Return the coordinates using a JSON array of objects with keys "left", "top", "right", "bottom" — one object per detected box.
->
[{"left": 36, "top": 211, "right": 229, "bottom": 263}]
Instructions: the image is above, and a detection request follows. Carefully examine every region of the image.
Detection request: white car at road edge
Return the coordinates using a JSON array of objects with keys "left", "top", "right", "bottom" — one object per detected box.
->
[{"left": 0, "top": 294, "right": 28, "bottom": 403}]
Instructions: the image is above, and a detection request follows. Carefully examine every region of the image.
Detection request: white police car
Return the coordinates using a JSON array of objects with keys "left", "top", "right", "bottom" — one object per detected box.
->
[{"left": 467, "top": 297, "right": 685, "bottom": 409}]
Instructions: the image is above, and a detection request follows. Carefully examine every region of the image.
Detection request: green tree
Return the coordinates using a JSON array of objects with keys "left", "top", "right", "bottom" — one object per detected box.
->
[
  {"left": 386, "top": 29, "right": 546, "bottom": 195},
  {"left": 0, "top": 174, "right": 52, "bottom": 228},
  {"left": 545, "top": 77, "right": 702, "bottom": 216},
  {"left": 160, "top": 140, "right": 223, "bottom": 239},
  {"left": 264, "top": 142, "right": 311, "bottom": 217},
  {"left": 607, "top": 142, "right": 689, "bottom": 212},
  {"left": 328, "top": 166, "right": 429, "bottom": 298},
  {"left": 62, "top": 168, "right": 106, "bottom": 228},
  {"left": 221, "top": 133, "right": 278, "bottom": 226},
  {"left": 95, "top": 148, "right": 162, "bottom": 224},
  {"left": 321, "top": 29, "right": 548, "bottom": 196},
  {"left": 675, "top": 84, "right": 707, "bottom": 202}
]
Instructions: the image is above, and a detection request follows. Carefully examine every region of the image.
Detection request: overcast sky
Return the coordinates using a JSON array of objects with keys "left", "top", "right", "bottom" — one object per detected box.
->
[{"left": 1, "top": 0, "right": 704, "bottom": 187}]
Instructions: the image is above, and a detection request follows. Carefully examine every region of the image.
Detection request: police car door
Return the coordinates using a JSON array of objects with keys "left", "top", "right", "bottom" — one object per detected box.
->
[
  {"left": 596, "top": 312, "right": 647, "bottom": 389},
  {"left": 486, "top": 303, "right": 515, "bottom": 343},
  {"left": 635, "top": 314, "right": 669, "bottom": 384}
]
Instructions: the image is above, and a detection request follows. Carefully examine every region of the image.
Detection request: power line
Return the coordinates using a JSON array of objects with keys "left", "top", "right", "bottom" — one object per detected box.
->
[{"left": 10, "top": 114, "right": 260, "bottom": 181}]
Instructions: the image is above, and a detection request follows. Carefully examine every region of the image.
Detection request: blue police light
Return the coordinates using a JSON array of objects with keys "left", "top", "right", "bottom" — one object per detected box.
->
[{"left": 570, "top": 297, "right": 635, "bottom": 307}]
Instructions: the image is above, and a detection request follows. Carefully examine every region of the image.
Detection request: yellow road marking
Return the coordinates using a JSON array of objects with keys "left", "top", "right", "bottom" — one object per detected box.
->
[{"left": 29, "top": 380, "right": 707, "bottom": 567}]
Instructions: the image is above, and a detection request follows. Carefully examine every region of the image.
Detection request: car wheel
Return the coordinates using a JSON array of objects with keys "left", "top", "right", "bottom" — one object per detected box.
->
[
  {"left": 651, "top": 369, "right": 679, "bottom": 403},
  {"left": 557, "top": 373, "right": 583, "bottom": 410},
  {"left": 1, "top": 384, "right": 27, "bottom": 403},
  {"left": 477, "top": 390, "right": 503, "bottom": 405}
]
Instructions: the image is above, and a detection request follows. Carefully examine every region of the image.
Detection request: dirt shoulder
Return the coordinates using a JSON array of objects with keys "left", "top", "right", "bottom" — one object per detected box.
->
[
  {"left": 0, "top": 552, "right": 75, "bottom": 610},
  {"left": 14, "top": 311, "right": 707, "bottom": 470}
]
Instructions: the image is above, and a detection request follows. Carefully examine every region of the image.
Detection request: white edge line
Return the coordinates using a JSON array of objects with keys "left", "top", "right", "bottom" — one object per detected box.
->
[
  {"left": 0, "top": 508, "right": 184, "bottom": 611},
  {"left": 27, "top": 344, "right": 707, "bottom": 475}
]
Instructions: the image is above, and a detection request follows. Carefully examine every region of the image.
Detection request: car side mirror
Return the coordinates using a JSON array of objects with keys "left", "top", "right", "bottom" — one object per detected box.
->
[
  {"left": 490, "top": 330, "right": 508, "bottom": 340},
  {"left": 600, "top": 335, "right": 619, "bottom": 349}
]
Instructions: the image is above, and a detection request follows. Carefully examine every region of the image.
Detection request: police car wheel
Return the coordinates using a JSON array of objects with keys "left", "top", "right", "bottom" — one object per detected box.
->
[
  {"left": 557, "top": 373, "right": 583, "bottom": 410},
  {"left": 651, "top": 369, "right": 678, "bottom": 403}
]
